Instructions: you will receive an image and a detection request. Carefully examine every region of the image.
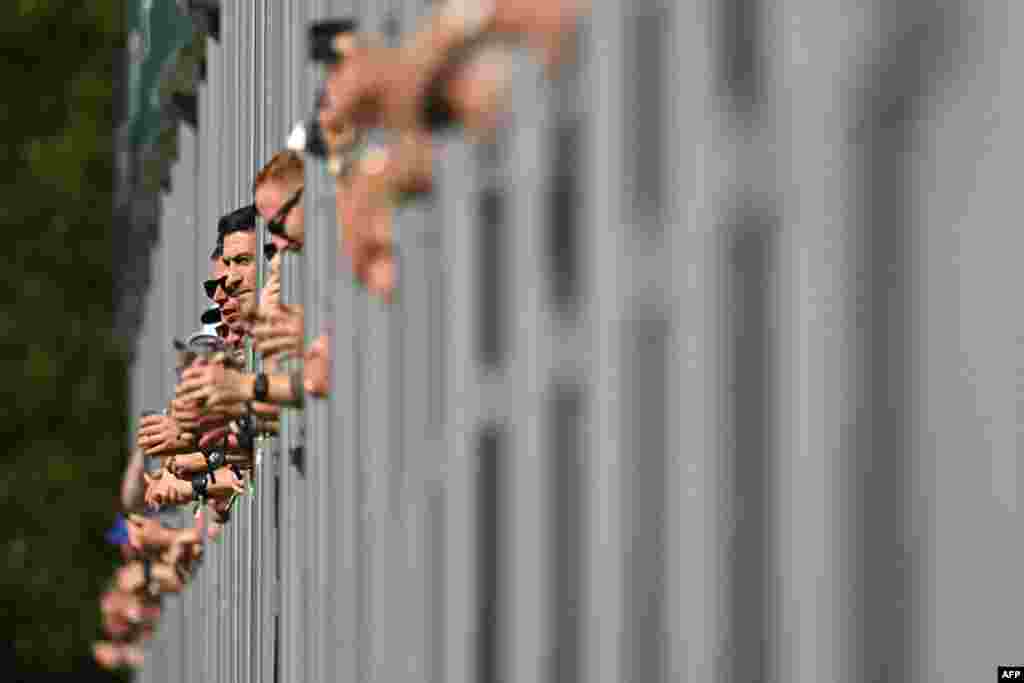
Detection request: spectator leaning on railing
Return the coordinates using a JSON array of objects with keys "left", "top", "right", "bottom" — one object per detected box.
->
[{"left": 96, "top": 0, "right": 589, "bottom": 670}]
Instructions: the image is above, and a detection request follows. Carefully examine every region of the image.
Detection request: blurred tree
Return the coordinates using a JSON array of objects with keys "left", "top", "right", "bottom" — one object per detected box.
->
[{"left": 0, "top": 1, "right": 132, "bottom": 680}]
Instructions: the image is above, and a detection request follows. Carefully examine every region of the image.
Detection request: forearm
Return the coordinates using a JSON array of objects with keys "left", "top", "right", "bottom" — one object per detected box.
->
[{"left": 241, "top": 372, "right": 301, "bottom": 407}]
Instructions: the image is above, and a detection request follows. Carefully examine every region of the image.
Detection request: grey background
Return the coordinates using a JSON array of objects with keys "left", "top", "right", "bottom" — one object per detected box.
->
[{"left": 130, "top": 1, "right": 1024, "bottom": 681}]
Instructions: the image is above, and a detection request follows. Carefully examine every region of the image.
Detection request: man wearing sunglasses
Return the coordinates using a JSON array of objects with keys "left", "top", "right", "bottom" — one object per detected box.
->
[
  {"left": 202, "top": 243, "right": 231, "bottom": 329},
  {"left": 253, "top": 151, "right": 306, "bottom": 364},
  {"left": 254, "top": 150, "right": 305, "bottom": 250}
]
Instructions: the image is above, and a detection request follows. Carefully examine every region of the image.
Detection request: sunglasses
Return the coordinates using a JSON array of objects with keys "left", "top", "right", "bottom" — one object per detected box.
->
[
  {"left": 203, "top": 276, "right": 227, "bottom": 299},
  {"left": 267, "top": 186, "right": 304, "bottom": 237}
]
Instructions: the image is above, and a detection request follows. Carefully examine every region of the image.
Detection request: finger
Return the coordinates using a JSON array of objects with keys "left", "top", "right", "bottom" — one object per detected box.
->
[
  {"left": 138, "top": 421, "right": 169, "bottom": 435},
  {"left": 253, "top": 329, "right": 298, "bottom": 349},
  {"left": 176, "top": 408, "right": 201, "bottom": 421},
  {"left": 177, "top": 386, "right": 213, "bottom": 406},
  {"left": 139, "top": 414, "right": 166, "bottom": 425},
  {"left": 207, "top": 398, "right": 242, "bottom": 418},
  {"left": 250, "top": 322, "right": 275, "bottom": 339},
  {"left": 179, "top": 366, "right": 209, "bottom": 381},
  {"left": 175, "top": 377, "right": 211, "bottom": 396},
  {"left": 198, "top": 429, "right": 229, "bottom": 451},
  {"left": 255, "top": 336, "right": 299, "bottom": 356}
]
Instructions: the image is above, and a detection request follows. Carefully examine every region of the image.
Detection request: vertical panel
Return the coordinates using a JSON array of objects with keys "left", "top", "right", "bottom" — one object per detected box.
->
[
  {"left": 909, "top": 3, "right": 1024, "bottom": 680},
  {"left": 772, "top": 2, "right": 872, "bottom": 681},
  {"left": 438, "top": 136, "right": 480, "bottom": 683},
  {"left": 620, "top": 316, "right": 669, "bottom": 683},
  {"left": 504, "top": 55, "right": 555, "bottom": 683},
  {"left": 581, "top": 4, "right": 625, "bottom": 683},
  {"left": 476, "top": 425, "right": 503, "bottom": 683}
]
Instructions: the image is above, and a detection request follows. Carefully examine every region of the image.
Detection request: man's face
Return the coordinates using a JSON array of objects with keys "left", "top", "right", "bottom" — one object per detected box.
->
[
  {"left": 255, "top": 178, "right": 305, "bottom": 247},
  {"left": 222, "top": 230, "right": 257, "bottom": 323}
]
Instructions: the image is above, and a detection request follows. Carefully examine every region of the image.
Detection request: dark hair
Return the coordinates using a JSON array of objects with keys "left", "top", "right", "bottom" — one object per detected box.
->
[
  {"left": 210, "top": 243, "right": 223, "bottom": 260},
  {"left": 217, "top": 204, "right": 258, "bottom": 238}
]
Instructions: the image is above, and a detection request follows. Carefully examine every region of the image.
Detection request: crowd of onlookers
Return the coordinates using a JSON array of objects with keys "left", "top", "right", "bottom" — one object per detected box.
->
[{"left": 94, "top": 0, "right": 585, "bottom": 669}]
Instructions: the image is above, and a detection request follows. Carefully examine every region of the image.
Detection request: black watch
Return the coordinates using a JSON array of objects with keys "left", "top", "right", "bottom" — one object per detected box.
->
[
  {"left": 191, "top": 473, "right": 209, "bottom": 501},
  {"left": 253, "top": 372, "right": 269, "bottom": 402},
  {"left": 204, "top": 450, "right": 226, "bottom": 481}
]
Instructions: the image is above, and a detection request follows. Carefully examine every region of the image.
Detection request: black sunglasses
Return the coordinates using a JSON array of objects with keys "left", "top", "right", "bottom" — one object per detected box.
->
[
  {"left": 204, "top": 275, "right": 227, "bottom": 299},
  {"left": 263, "top": 242, "right": 278, "bottom": 261},
  {"left": 267, "top": 186, "right": 304, "bottom": 236}
]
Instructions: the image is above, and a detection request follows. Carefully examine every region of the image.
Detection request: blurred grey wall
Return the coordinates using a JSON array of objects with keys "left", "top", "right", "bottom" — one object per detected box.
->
[{"left": 130, "top": 1, "right": 1024, "bottom": 681}]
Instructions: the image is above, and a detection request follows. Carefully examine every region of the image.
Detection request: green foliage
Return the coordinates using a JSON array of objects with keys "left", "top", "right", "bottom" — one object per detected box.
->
[{"left": 0, "top": 1, "right": 132, "bottom": 679}]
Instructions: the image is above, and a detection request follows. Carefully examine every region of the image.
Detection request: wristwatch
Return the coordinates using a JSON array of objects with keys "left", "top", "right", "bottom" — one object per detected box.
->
[
  {"left": 204, "top": 449, "right": 226, "bottom": 482},
  {"left": 253, "top": 372, "right": 269, "bottom": 402},
  {"left": 191, "top": 473, "right": 209, "bottom": 501}
]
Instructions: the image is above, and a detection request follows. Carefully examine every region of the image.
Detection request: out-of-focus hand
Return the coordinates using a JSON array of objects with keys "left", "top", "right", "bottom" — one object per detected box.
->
[
  {"left": 252, "top": 303, "right": 304, "bottom": 359},
  {"left": 116, "top": 560, "right": 184, "bottom": 596},
  {"left": 93, "top": 641, "right": 146, "bottom": 670},
  {"left": 137, "top": 413, "right": 194, "bottom": 456},
  {"left": 304, "top": 334, "right": 331, "bottom": 397},
  {"left": 125, "top": 515, "right": 174, "bottom": 553},
  {"left": 207, "top": 466, "right": 247, "bottom": 500},
  {"left": 167, "top": 452, "right": 206, "bottom": 478},
  {"left": 337, "top": 146, "right": 402, "bottom": 300},
  {"left": 495, "top": 0, "right": 587, "bottom": 74},
  {"left": 170, "top": 397, "right": 202, "bottom": 433},
  {"left": 197, "top": 424, "right": 245, "bottom": 453},
  {"left": 177, "top": 365, "right": 252, "bottom": 418},
  {"left": 320, "top": 43, "right": 395, "bottom": 132},
  {"left": 161, "top": 526, "right": 201, "bottom": 577},
  {"left": 121, "top": 449, "right": 147, "bottom": 513},
  {"left": 207, "top": 514, "right": 225, "bottom": 543},
  {"left": 175, "top": 362, "right": 226, "bottom": 402},
  {"left": 320, "top": 18, "right": 474, "bottom": 135},
  {"left": 100, "top": 589, "right": 157, "bottom": 640},
  {"left": 209, "top": 495, "right": 235, "bottom": 524},
  {"left": 144, "top": 475, "right": 192, "bottom": 509},
  {"left": 442, "top": 43, "right": 513, "bottom": 139}
]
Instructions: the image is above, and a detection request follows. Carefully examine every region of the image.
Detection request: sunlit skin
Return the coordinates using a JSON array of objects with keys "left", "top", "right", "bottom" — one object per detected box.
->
[
  {"left": 336, "top": 146, "right": 401, "bottom": 299},
  {"left": 319, "top": 0, "right": 585, "bottom": 135},
  {"left": 124, "top": 517, "right": 201, "bottom": 569},
  {"left": 93, "top": 641, "right": 146, "bottom": 670},
  {"left": 254, "top": 178, "right": 306, "bottom": 362},
  {"left": 252, "top": 301, "right": 304, "bottom": 360},
  {"left": 116, "top": 559, "right": 184, "bottom": 595},
  {"left": 255, "top": 178, "right": 305, "bottom": 247},
  {"left": 304, "top": 334, "right": 330, "bottom": 397},
  {"left": 222, "top": 230, "right": 258, "bottom": 327},
  {"left": 137, "top": 412, "right": 193, "bottom": 456},
  {"left": 313, "top": 32, "right": 365, "bottom": 158},
  {"left": 121, "top": 448, "right": 147, "bottom": 513},
  {"left": 258, "top": 251, "right": 282, "bottom": 315},
  {"left": 143, "top": 466, "right": 246, "bottom": 508}
]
